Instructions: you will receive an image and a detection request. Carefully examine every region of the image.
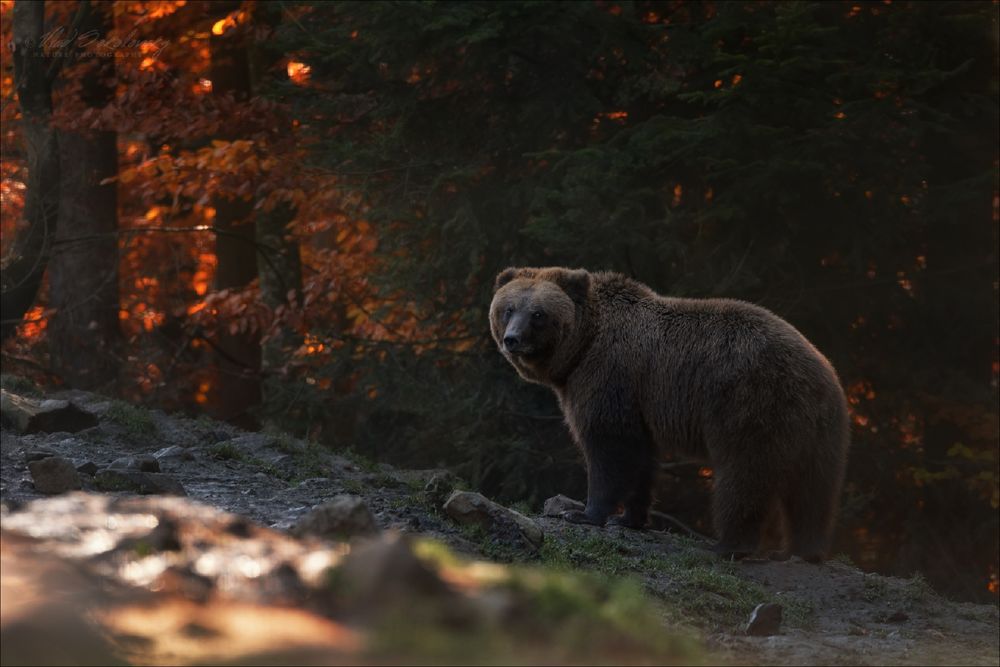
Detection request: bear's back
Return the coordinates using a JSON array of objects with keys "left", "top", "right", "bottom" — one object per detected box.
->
[{"left": 574, "top": 272, "right": 846, "bottom": 457}]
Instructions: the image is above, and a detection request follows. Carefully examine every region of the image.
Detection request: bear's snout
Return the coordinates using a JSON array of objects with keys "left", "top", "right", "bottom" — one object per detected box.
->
[{"left": 503, "top": 334, "right": 521, "bottom": 352}]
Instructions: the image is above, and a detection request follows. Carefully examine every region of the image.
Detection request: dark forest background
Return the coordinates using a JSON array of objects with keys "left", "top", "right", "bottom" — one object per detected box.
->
[{"left": 1, "top": 0, "right": 997, "bottom": 602}]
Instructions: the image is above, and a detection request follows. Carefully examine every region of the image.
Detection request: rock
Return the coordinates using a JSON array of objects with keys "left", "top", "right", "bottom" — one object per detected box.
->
[
  {"left": 154, "top": 445, "right": 192, "bottom": 460},
  {"left": 1, "top": 390, "right": 98, "bottom": 434},
  {"left": 444, "top": 491, "right": 544, "bottom": 549},
  {"left": 745, "top": 602, "right": 783, "bottom": 636},
  {"left": 290, "top": 495, "right": 377, "bottom": 540},
  {"left": 93, "top": 470, "right": 186, "bottom": 495},
  {"left": 108, "top": 456, "right": 160, "bottom": 473},
  {"left": 424, "top": 471, "right": 459, "bottom": 507},
  {"left": 24, "top": 448, "right": 58, "bottom": 463},
  {"left": 542, "top": 494, "right": 584, "bottom": 517},
  {"left": 153, "top": 445, "right": 194, "bottom": 470},
  {"left": 28, "top": 457, "right": 83, "bottom": 494},
  {"left": 137, "top": 456, "right": 160, "bottom": 472},
  {"left": 76, "top": 461, "right": 100, "bottom": 476},
  {"left": 333, "top": 532, "right": 454, "bottom": 611}
]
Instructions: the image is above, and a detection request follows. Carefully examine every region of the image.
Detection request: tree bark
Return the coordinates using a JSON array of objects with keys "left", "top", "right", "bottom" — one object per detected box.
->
[
  {"left": 255, "top": 201, "right": 302, "bottom": 391},
  {"left": 48, "top": 0, "right": 121, "bottom": 390},
  {"left": 2, "top": 1, "right": 59, "bottom": 342},
  {"left": 207, "top": 1, "right": 261, "bottom": 427}
]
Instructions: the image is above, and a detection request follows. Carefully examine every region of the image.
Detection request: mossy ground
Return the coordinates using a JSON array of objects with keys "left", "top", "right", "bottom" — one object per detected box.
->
[
  {"left": 105, "top": 401, "right": 158, "bottom": 436},
  {"left": 539, "top": 526, "right": 816, "bottom": 633},
  {"left": 352, "top": 538, "right": 706, "bottom": 666}
]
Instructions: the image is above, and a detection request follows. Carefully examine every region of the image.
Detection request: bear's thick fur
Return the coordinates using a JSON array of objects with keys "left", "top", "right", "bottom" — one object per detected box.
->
[{"left": 489, "top": 266, "right": 850, "bottom": 561}]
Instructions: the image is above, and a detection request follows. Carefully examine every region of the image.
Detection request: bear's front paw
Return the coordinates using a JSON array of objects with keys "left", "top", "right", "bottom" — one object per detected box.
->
[{"left": 561, "top": 510, "right": 606, "bottom": 526}]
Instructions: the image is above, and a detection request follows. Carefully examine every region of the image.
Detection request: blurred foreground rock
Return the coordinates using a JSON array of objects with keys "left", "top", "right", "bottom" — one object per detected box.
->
[{"left": 0, "top": 492, "right": 699, "bottom": 666}]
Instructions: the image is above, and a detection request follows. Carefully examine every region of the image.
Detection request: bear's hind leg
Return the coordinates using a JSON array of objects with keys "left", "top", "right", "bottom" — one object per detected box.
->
[
  {"left": 711, "top": 463, "right": 774, "bottom": 559},
  {"left": 784, "top": 466, "right": 840, "bottom": 563}
]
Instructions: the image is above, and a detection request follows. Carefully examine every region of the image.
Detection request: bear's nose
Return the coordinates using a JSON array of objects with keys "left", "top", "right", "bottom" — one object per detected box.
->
[{"left": 503, "top": 335, "right": 520, "bottom": 352}]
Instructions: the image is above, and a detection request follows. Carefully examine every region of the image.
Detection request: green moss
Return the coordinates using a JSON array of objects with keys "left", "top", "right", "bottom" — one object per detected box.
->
[
  {"left": 862, "top": 575, "right": 889, "bottom": 602},
  {"left": 245, "top": 455, "right": 291, "bottom": 481},
  {"left": 459, "top": 524, "right": 527, "bottom": 562},
  {"left": 195, "top": 413, "right": 216, "bottom": 428},
  {"left": 270, "top": 431, "right": 302, "bottom": 455},
  {"left": 832, "top": 552, "right": 856, "bottom": 567},
  {"left": 287, "top": 442, "right": 332, "bottom": 481},
  {"left": 781, "top": 596, "right": 818, "bottom": 629},
  {"left": 540, "top": 532, "right": 635, "bottom": 576},
  {"left": 386, "top": 492, "right": 426, "bottom": 512},
  {"left": 510, "top": 500, "right": 534, "bottom": 516},
  {"left": 208, "top": 442, "right": 243, "bottom": 461},
  {"left": 903, "top": 573, "right": 934, "bottom": 603},
  {"left": 340, "top": 478, "right": 364, "bottom": 494},
  {"left": 363, "top": 538, "right": 704, "bottom": 665},
  {"left": 105, "top": 401, "right": 158, "bottom": 436},
  {"left": 540, "top": 529, "right": 797, "bottom": 631},
  {"left": 341, "top": 448, "right": 380, "bottom": 473}
]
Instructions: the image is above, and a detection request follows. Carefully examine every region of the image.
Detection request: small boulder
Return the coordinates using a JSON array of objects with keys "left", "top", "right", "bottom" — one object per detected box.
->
[
  {"left": 542, "top": 494, "right": 584, "bottom": 517},
  {"left": 24, "top": 449, "right": 58, "bottom": 464},
  {"left": 1, "top": 390, "right": 98, "bottom": 434},
  {"left": 76, "top": 461, "right": 100, "bottom": 476},
  {"left": 291, "top": 495, "right": 377, "bottom": 540},
  {"left": 153, "top": 445, "right": 194, "bottom": 465},
  {"left": 444, "top": 491, "right": 543, "bottom": 549},
  {"left": 745, "top": 602, "right": 783, "bottom": 637},
  {"left": 108, "top": 456, "right": 160, "bottom": 473},
  {"left": 93, "top": 470, "right": 186, "bottom": 495},
  {"left": 28, "top": 457, "right": 82, "bottom": 494}
]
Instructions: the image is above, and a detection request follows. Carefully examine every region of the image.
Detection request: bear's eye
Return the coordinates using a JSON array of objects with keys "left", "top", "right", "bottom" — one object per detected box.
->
[
  {"left": 503, "top": 306, "right": 514, "bottom": 318},
  {"left": 531, "top": 311, "right": 545, "bottom": 321}
]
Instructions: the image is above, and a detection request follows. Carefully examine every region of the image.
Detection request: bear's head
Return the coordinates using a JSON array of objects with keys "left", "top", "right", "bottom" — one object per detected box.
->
[{"left": 489, "top": 267, "right": 591, "bottom": 385}]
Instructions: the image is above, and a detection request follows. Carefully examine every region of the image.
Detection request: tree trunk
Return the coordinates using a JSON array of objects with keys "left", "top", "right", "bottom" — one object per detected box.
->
[
  {"left": 249, "top": 5, "right": 304, "bottom": 416},
  {"left": 2, "top": 1, "right": 58, "bottom": 342},
  {"left": 255, "top": 201, "right": 302, "bottom": 395},
  {"left": 207, "top": 1, "right": 261, "bottom": 427},
  {"left": 47, "top": 0, "right": 121, "bottom": 390}
]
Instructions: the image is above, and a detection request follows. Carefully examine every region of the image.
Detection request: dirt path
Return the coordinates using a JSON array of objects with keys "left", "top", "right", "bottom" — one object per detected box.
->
[{"left": 2, "top": 386, "right": 997, "bottom": 666}]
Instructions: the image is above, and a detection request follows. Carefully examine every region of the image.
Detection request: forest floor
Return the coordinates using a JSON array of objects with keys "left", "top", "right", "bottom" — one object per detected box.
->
[{"left": 1, "top": 380, "right": 998, "bottom": 666}]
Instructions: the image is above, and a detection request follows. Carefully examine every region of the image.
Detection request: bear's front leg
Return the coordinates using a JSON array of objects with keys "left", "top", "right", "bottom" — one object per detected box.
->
[
  {"left": 562, "top": 433, "right": 641, "bottom": 526},
  {"left": 561, "top": 467, "right": 619, "bottom": 526}
]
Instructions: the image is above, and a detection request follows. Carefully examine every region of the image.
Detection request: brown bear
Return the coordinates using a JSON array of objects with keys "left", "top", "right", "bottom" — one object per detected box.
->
[{"left": 489, "top": 266, "right": 850, "bottom": 561}]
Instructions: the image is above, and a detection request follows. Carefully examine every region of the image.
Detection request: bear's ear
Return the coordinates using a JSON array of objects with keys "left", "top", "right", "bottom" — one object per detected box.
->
[
  {"left": 494, "top": 267, "right": 536, "bottom": 292},
  {"left": 549, "top": 268, "right": 591, "bottom": 304}
]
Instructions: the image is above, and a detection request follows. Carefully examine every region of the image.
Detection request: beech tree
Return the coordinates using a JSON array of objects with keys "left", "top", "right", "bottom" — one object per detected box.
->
[
  {"left": 3, "top": 0, "right": 59, "bottom": 342},
  {"left": 48, "top": 0, "right": 121, "bottom": 389}
]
